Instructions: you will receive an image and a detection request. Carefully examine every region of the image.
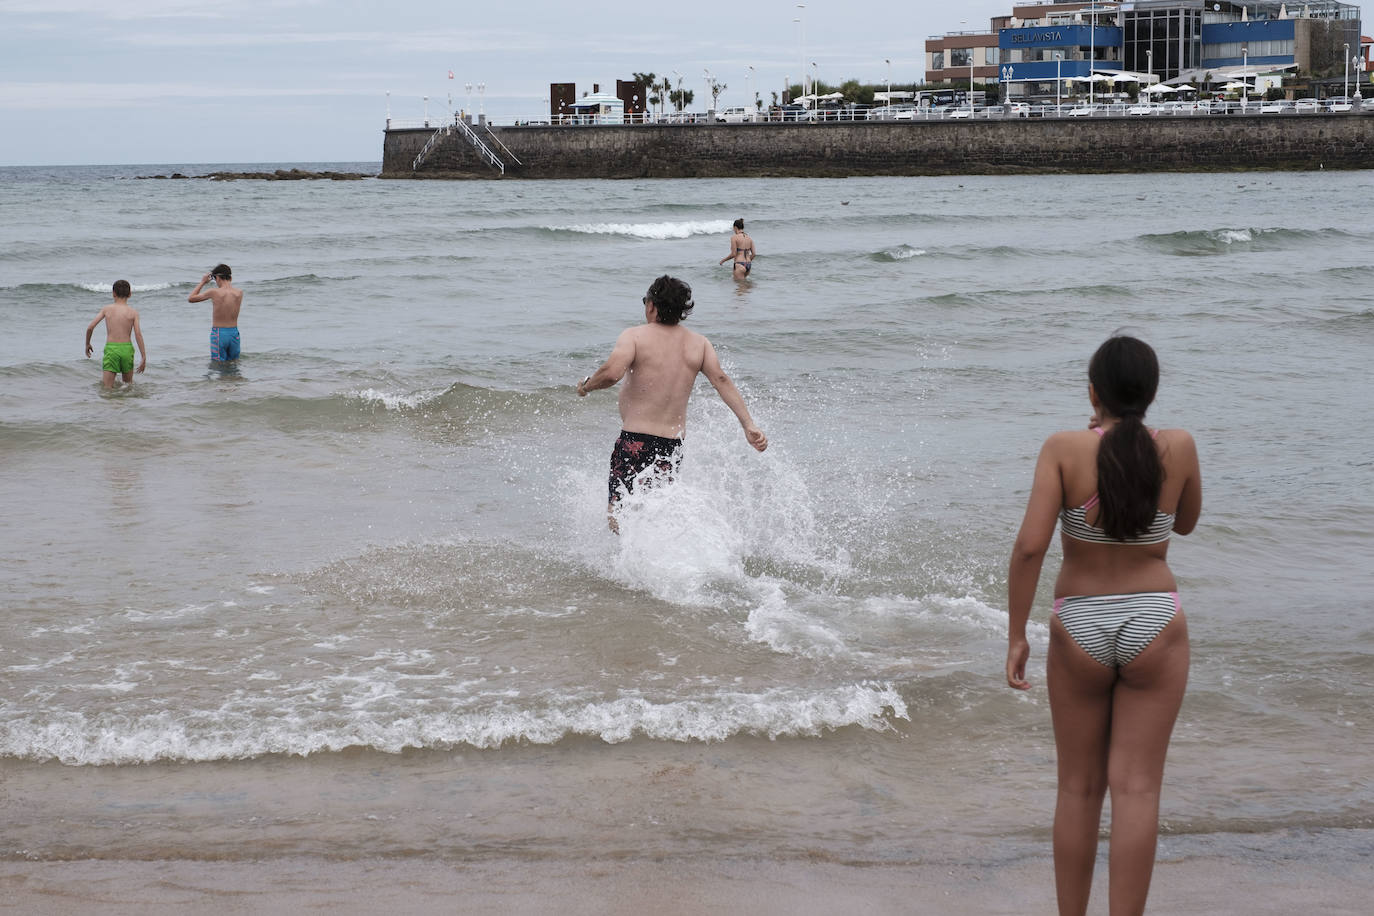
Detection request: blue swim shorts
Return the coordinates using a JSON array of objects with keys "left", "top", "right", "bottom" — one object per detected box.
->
[{"left": 210, "top": 326, "right": 241, "bottom": 361}]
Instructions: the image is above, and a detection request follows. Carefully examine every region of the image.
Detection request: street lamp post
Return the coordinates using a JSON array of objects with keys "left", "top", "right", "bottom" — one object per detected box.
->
[
  {"left": 812, "top": 61, "right": 818, "bottom": 101},
  {"left": 747, "top": 65, "right": 754, "bottom": 118},
  {"left": 1355, "top": 56, "right": 1365, "bottom": 104},
  {"left": 1344, "top": 43, "right": 1351, "bottom": 99},
  {"left": 704, "top": 68, "right": 712, "bottom": 117},
  {"left": 885, "top": 58, "right": 891, "bottom": 110},
  {"left": 465, "top": 82, "right": 473, "bottom": 121},
  {"left": 1146, "top": 48, "right": 1153, "bottom": 84},
  {"left": 796, "top": 5, "right": 807, "bottom": 99},
  {"left": 961, "top": 19, "right": 973, "bottom": 114},
  {"left": 1056, "top": 52, "right": 1063, "bottom": 109},
  {"left": 1242, "top": 45, "right": 1248, "bottom": 110},
  {"left": 672, "top": 70, "right": 682, "bottom": 112}
]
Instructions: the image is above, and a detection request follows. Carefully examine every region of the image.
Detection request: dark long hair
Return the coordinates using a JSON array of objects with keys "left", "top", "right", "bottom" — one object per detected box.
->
[{"left": 1088, "top": 335, "right": 1162, "bottom": 540}]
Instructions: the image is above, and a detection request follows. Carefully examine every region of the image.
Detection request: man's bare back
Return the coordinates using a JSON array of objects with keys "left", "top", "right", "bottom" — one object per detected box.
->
[
  {"left": 188, "top": 272, "right": 243, "bottom": 327},
  {"left": 93, "top": 301, "right": 139, "bottom": 343},
  {"left": 578, "top": 275, "right": 766, "bottom": 444}
]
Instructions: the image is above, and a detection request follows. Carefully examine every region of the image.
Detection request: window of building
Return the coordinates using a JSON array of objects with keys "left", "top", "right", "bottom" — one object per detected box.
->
[
  {"left": 950, "top": 48, "right": 972, "bottom": 67},
  {"left": 932, "top": 50, "right": 945, "bottom": 70}
]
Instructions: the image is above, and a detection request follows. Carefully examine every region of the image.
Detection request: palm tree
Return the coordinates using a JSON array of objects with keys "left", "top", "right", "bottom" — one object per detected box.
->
[{"left": 631, "top": 71, "right": 656, "bottom": 121}]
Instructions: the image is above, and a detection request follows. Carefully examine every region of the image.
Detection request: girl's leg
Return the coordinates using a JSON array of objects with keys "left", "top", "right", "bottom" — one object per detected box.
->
[
  {"left": 1047, "top": 617, "right": 1117, "bottom": 916},
  {"left": 1106, "top": 611, "right": 1190, "bottom": 916}
]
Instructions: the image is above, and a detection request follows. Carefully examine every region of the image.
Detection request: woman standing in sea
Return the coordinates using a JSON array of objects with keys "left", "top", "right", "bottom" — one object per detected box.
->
[{"left": 1005, "top": 334, "right": 1202, "bottom": 915}]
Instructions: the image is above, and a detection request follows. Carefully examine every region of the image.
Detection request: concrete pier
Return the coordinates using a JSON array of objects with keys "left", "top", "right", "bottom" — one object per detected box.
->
[{"left": 382, "top": 114, "right": 1374, "bottom": 179}]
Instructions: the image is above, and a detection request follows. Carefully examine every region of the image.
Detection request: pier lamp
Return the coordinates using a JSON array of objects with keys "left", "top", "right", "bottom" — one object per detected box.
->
[
  {"left": 423, "top": 95, "right": 429, "bottom": 127},
  {"left": 385, "top": 90, "right": 391, "bottom": 128},
  {"left": 465, "top": 82, "right": 473, "bottom": 120},
  {"left": 1242, "top": 45, "right": 1249, "bottom": 110},
  {"left": 478, "top": 82, "right": 486, "bottom": 119},
  {"left": 961, "top": 19, "right": 972, "bottom": 113}
]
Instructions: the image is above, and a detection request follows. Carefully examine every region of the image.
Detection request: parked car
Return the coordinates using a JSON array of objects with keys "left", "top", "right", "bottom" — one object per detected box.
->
[
  {"left": 776, "top": 104, "right": 813, "bottom": 122},
  {"left": 1325, "top": 96, "right": 1353, "bottom": 112},
  {"left": 1066, "top": 104, "right": 1098, "bottom": 117},
  {"left": 869, "top": 103, "right": 916, "bottom": 120},
  {"left": 1003, "top": 102, "right": 1031, "bottom": 118},
  {"left": 1260, "top": 100, "right": 1294, "bottom": 114},
  {"left": 1126, "top": 103, "right": 1158, "bottom": 116},
  {"left": 946, "top": 105, "right": 976, "bottom": 119},
  {"left": 1294, "top": 98, "right": 1320, "bottom": 113},
  {"left": 715, "top": 107, "right": 752, "bottom": 123}
]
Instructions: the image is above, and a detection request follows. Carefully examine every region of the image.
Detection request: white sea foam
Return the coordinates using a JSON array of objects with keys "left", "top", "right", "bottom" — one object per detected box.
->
[
  {"left": 0, "top": 683, "right": 909, "bottom": 765},
  {"left": 1214, "top": 229, "right": 1255, "bottom": 244},
  {"left": 551, "top": 220, "right": 732, "bottom": 240},
  {"left": 350, "top": 387, "right": 444, "bottom": 410},
  {"left": 77, "top": 282, "right": 172, "bottom": 293},
  {"left": 884, "top": 244, "right": 927, "bottom": 260}
]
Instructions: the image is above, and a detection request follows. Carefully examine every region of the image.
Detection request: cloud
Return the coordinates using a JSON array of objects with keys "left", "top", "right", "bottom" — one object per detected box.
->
[{"left": 0, "top": 81, "right": 372, "bottom": 110}]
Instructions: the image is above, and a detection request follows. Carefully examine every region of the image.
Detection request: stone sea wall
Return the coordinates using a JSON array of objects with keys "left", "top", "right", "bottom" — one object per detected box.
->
[{"left": 381, "top": 114, "right": 1374, "bottom": 179}]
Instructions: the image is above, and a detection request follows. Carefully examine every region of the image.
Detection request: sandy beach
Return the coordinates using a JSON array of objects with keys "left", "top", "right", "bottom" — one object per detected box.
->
[{"left": 2, "top": 850, "right": 1369, "bottom": 915}]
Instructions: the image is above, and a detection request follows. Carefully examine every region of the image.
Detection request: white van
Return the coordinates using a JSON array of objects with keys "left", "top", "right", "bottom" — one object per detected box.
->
[{"left": 716, "top": 107, "right": 753, "bottom": 123}]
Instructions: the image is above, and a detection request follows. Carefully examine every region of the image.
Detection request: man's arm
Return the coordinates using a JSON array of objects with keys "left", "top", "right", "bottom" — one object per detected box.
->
[
  {"left": 188, "top": 274, "right": 214, "bottom": 303},
  {"left": 577, "top": 329, "right": 636, "bottom": 396},
  {"left": 84, "top": 308, "right": 106, "bottom": 358},
  {"left": 701, "top": 339, "right": 767, "bottom": 451},
  {"left": 132, "top": 310, "right": 147, "bottom": 373}
]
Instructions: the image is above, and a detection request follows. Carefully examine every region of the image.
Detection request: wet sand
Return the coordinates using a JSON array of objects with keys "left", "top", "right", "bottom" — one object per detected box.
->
[{"left": 2, "top": 853, "right": 1369, "bottom": 915}]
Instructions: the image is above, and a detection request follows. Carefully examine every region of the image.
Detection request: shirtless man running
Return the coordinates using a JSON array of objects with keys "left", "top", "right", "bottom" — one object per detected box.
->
[
  {"left": 187, "top": 264, "right": 244, "bottom": 362},
  {"left": 577, "top": 274, "right": 767, "bottom": 529},
  {"left": 718, "top": 218, "right": 755, "bottom": 280}
]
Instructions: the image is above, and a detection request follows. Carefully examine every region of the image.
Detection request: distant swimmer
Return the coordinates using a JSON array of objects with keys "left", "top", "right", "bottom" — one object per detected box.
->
[
  {"left": 577, "top": 274, "right": 768, "bottom": 531},
  {"left": 84, "top": 280, "right": 147, "bottom": 389},
  {"left": 188, "top": 264, "right": 244, "bottom": 362},
  {"left": 718, "top": 218, "right": 755, "bottom": 280}
]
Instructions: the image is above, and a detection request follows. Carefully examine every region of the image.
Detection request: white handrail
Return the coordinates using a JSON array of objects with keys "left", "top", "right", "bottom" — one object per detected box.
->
[
  {"left": 454, "top": 119, "right": 506, "bottom": 175},
  {"left": 411, "top": 125, "right": 451, "bottom": 170}
]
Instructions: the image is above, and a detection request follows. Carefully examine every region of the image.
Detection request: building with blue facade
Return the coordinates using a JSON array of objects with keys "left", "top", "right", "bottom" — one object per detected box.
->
[{"left": 927, "top": 1, "right": 1363, "bottom": 101}]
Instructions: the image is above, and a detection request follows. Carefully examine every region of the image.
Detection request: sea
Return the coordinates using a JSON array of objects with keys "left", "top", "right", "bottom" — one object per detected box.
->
[{"left": 1, "top": 163, "right": 1371, "bottom": 887}]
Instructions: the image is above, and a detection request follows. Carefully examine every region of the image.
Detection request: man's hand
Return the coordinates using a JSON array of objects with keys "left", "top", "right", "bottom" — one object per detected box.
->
[
  {"left": 577, "top": 375, "right": 591, "bottom": 397},
  {"left": 744, "top": 425, "right": 767, "bottom": 452},
  {"left": 85, "top": 343, "right": 93, "bottom": 358}
]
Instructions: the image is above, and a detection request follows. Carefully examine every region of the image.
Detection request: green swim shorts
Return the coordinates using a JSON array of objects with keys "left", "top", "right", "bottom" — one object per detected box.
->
[{"left": 102, "top": 341, "right": 135, "bottom": 373}]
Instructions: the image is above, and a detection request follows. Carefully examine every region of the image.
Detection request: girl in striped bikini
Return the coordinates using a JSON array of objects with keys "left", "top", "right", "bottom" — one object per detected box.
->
[{"left": 1006, "top": 334, "right": 1203, "bottom": 916}]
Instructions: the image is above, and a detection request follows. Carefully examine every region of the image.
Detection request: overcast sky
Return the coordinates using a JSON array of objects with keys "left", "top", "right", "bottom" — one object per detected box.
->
[{"left": 4, "top": 1, "right": 1358, "bottom": 166}]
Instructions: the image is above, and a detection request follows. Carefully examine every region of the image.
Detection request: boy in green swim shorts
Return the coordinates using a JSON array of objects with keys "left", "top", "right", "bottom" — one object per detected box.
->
[{"left": 85, "top": 280, "right": 147, "bottom": 388}]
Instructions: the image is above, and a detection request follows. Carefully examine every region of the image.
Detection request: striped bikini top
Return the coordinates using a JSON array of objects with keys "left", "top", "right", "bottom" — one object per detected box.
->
[{"left": 1059, "top": 426, "right": 1175, "bottom": 546}]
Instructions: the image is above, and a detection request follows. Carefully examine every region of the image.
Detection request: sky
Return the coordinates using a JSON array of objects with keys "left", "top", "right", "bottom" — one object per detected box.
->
[{"left": 0, "top": 0, "right": 1021, "bottom": 165}]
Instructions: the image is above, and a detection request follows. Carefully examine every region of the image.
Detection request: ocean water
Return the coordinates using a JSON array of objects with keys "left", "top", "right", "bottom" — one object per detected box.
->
[{"left": 1, "top": 163, "right": 1371, "bottom": 872}]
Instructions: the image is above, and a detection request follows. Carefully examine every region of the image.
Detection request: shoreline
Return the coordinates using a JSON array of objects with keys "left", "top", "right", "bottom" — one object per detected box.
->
[{"left": 2, "top": 844, "right": 1368, "bottom": 915}]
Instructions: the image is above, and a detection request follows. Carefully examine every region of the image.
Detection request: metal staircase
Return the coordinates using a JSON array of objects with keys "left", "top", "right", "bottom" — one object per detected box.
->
[{"left": 411, "top": 119, "right": 506, "bottom": 175}]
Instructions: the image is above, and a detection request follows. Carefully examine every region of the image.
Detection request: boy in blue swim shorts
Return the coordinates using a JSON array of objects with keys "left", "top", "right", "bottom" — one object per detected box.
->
[
  {"left": 84, "top": 280, "right": 147, "bottom": 388},
  {"left": 188, "top": 263, "right": 244, "bottom": 362}
]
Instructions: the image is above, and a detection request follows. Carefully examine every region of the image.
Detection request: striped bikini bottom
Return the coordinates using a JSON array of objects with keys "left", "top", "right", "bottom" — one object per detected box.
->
[{"left": 1053, "top": 591, "right": 1180, "bottom": 668}]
